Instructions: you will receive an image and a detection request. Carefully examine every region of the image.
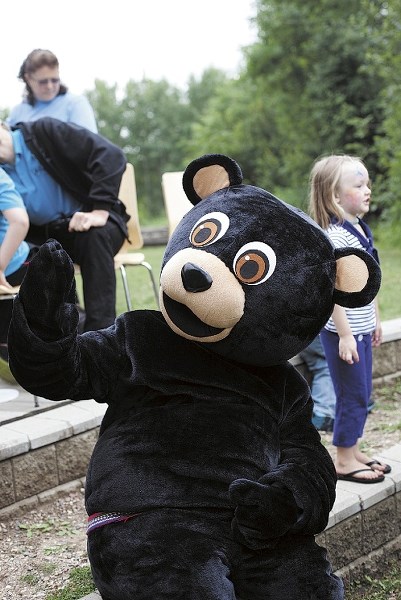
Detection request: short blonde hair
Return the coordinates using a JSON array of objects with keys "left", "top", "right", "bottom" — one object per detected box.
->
[{"left": 308, "top": 155, "right": 366, "bottom": 229}]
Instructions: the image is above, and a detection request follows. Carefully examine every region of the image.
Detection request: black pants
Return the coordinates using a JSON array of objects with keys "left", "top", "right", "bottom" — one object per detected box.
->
[
  {"left": 27, "top": 219, "right": 125, "bottom": 332},
  {"left": 0, "top": 246, "right": 38, "bottom": 344}
]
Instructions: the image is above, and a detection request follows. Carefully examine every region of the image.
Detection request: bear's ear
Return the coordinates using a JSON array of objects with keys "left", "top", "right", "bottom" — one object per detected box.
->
[
  {"left": 182, "top": 154, "right": 243, "bottom": 205},
  {"left": 333, "top": 247, "right": 381, "bottom": 308}
]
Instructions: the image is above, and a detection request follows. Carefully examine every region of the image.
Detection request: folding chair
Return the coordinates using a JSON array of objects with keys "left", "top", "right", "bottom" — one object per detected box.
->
[
  {"left": 161, "top": 171, "right": 192, "bottom": 239},
  {"left": 113, "top": 163, "right": 159, "bottom": 309},
  {"left": 75, "top": 163, "right": 159, "bottom": 312}
]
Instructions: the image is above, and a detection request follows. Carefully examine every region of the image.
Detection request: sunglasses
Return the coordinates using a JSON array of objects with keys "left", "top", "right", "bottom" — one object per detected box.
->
[{"left": 30, "top": 76, "right": 60, "bottom": 86}]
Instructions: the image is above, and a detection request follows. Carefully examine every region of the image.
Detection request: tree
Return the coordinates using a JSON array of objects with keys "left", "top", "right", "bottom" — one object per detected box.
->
[
  {"left": 186, "top": 68, "right": 229, "bottom": 120},
  {"left": 120, "top": 79, "right": 191, "bottom": 218},
  {"left": 88, "top": 72, "right": 238, "bottom": 220},
  {"left": 89, "top": 78, "right": 191, "bottom": 219},
  {"left": 247, "top": 1, "right": 387, "bottom": 191},
  {"left": 86, "top": 80, "right": 125, "bottom": 144},
  {"left": 371, "top": 0, "right": 401, "bottom": 225},
  {"left": 186, "top": 75, "right": 286, "bottom": 196}
]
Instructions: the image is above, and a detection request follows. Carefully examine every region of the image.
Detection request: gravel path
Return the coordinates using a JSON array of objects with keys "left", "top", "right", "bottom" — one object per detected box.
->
[
  {"left": 1, "top": 378, "right": 400, "bottom": 599},
  {"left": 0, "top": 487, "right": 89, "bottom": 599}
]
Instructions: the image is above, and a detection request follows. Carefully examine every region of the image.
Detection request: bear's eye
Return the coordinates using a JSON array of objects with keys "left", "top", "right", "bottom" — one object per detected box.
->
[
  {"left": 190, "top": 212, "right": 230, "bottom": 247},
  {"left": 233, "top": 242, "right": 277, "bottom": 285}
]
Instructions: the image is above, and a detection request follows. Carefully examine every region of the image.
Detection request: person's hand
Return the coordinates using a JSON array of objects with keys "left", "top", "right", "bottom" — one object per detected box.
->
[
  {"left": 68, "top": 210, "right": 109, "bottom": 232},
  {"left": 338, "top": 334, "right": 359, "bottom": 364},
  {"left": 372, "top": 323, "right": 382, "bottom": 347},
  {"left": 0, "top": 270, "right": 12, "bottom": 289},
  {"left": 18, "top": 239, "right": 77, "bottom": 340},
  {"left": 229, "top": 479, "right": 299, "bottom": 549}
]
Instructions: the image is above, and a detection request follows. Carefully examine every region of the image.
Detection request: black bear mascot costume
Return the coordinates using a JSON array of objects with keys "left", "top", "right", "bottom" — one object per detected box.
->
[{"left": 8, "top": 154, "right": 381, "bottom": 599}]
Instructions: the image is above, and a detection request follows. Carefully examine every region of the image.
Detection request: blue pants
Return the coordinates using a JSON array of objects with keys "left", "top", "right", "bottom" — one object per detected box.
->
[
  {"left": 320, "top": 329, "right": 372, "bottom": 448},
  {"left": 299, "top": 335, "right": 336, "bottom": 419}
]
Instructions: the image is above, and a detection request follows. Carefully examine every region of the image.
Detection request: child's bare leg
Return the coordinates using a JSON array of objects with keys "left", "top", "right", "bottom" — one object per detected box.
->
[{"left": 335, "top": 445, "right": 382, "bottom": 480}]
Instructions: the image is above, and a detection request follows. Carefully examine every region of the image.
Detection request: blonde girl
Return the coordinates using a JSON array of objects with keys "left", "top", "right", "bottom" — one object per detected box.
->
[{"left": 309, "top": 155, "right": 389, "bottom": 483}]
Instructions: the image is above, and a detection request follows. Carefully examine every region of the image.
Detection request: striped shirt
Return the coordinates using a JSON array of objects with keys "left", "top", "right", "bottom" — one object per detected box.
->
[{"left": 324, "top": 222, "right": 376, "bottom": 335}]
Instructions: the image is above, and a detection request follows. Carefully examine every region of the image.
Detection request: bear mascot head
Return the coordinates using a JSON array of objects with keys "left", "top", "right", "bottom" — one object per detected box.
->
[
  {"left": 160, "top": 153, "right": 380, "bottom": 364},
  {"left": 8, "top": 154, "right": 380, "bottom": 600}
]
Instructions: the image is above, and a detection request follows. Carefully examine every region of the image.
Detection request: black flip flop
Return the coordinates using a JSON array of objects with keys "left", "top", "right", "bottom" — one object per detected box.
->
[
  {"left": 366, "top": 460, "right": 392, "bottom": 474},
  {"left": 337, "top": 468, "right": 385, "bottom": 484}
]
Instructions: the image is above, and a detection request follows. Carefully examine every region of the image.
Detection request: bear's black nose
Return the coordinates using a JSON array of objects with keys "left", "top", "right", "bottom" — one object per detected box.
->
[{"left": 181, "top": 263, "right": 213, "bottom": 292}]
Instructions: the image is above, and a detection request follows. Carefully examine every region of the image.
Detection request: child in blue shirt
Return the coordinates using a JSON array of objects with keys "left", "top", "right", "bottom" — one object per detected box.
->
[{"left": 0, "top": 167, "right": 36, "bottom": 378}]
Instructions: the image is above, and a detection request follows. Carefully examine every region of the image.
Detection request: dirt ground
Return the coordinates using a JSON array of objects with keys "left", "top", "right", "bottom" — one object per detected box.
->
[
  {"left": 0, "top": 377, "right": 400, "bottom": 599},
  {"left": 0, "top": 487, "right": 89, "bottom": 599}
]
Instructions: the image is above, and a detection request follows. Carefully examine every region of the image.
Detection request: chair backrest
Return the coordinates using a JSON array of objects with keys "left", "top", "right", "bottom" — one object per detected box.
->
[
  {"left": 161, "top": 171, "right": 193, "bottom": 238},
  {"left": 118, "top": 163, "right": 143, "bottom": 252}
]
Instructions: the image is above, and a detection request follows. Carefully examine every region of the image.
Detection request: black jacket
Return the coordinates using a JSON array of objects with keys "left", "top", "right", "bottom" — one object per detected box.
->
[{"left": 14, "top": 118, "right": 129, "bottom": 234}]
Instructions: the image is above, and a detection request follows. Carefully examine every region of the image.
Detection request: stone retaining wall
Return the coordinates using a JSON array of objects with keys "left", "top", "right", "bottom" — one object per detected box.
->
[
  {"left": 0, "top": 400, "right": 106, "bottom": 515},
  {"left": 323, "top": 443, "right": 401, "bottom": 583}
]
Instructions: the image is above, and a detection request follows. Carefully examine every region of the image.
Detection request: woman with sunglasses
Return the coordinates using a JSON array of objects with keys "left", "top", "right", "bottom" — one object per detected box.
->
[{"left": 7, "top": 49, "right": 97, "bottom": 132}]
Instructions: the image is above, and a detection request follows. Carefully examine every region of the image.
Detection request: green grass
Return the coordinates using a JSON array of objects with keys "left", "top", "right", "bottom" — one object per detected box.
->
[
  {"left": 18, "top": 518, "right": 78, "bottom": 538},
  {"left": 114, "top": 244, "right": 163, "bottom": 315},
  {"left": 347, "top": 561, "right": 401, "bottom": 599},
  {"left": 45, "top": 567, "right": 95, "bottom": 600},
  {"left": 21, "top": 573, "right": 41, "bottom": 585},
  {"left": 375, "top": 245, "right": 401, "bottom": 320}
]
